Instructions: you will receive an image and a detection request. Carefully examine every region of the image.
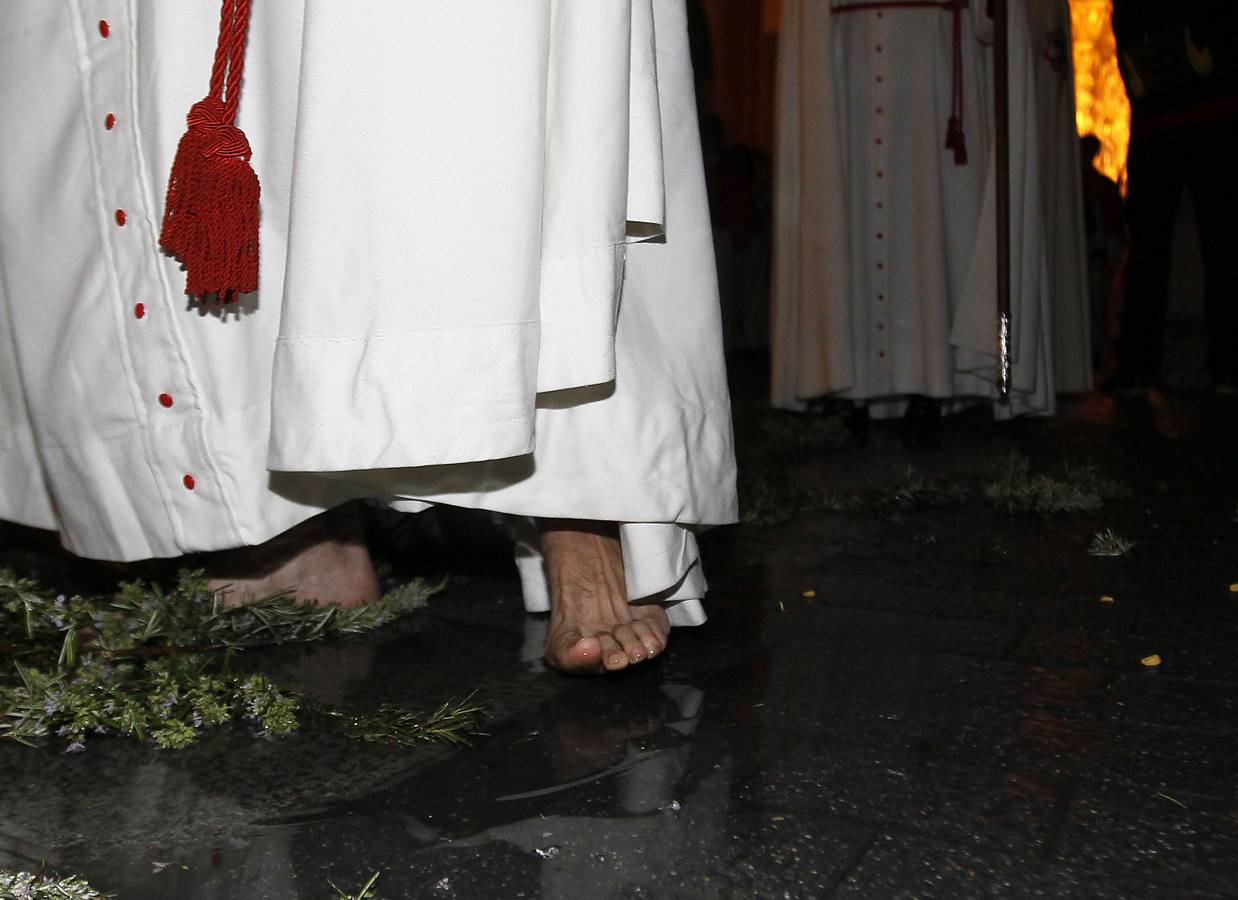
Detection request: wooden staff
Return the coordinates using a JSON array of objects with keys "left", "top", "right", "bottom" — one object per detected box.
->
[{"left": 994, "top": 0, "right": 1012, "bottom": 401}]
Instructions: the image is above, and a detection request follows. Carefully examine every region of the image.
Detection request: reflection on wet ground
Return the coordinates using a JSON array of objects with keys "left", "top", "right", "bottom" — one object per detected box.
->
[{"left": 3, "top": 386, "right": 1238, "bottom": 898}]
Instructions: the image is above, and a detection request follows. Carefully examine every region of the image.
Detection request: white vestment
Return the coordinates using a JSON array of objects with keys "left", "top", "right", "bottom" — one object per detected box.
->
[
  {"left": 0, "top": 0, "right": 737, "bottom": 625},
  {"left": 771, "top": 0, "right": 1055, "bottom": 417},
  {"left": 1025, "top": 0, "right": 1093, "bottom": 392}
]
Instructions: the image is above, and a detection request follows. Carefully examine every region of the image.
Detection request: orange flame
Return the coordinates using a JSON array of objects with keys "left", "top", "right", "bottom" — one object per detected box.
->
[{"left": 1070, "top": 0, "right": 1130, "bottom": 189}]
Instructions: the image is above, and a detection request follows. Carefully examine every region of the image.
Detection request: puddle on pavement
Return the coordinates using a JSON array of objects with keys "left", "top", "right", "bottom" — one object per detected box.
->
[{"left": 1, "top": 607, "right": 740, "bottom": 899}]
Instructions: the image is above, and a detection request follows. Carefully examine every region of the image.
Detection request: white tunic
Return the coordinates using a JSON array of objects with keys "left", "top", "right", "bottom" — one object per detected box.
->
[
  {"left": 0, "top": 0, "right": 737, "bottom": 625},
  {"left": 771, "top": 0, "right": 1055, "bottom": 417},
  {"left": 1025, "top": 0, "right": 1093, "bottom": 393}
]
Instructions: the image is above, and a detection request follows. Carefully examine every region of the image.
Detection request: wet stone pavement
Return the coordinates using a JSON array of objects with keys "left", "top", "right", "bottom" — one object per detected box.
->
[{"left": 2, "top": 379, "right": 1238, "bottom": 898}]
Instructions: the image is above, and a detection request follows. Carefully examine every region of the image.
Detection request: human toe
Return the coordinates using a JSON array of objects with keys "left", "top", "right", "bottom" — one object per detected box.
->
[
  {"left": 545, "top": 629, "right": 604, "bottom": 674},
  {"left": 612, "top": 623, "right": 651, "bottom": 664},
  {"left": 597, "top": 632, "right": 630, "bottom": 671},
  {"left": 630, "top": 620, "right": 665, "bottom": 658}
]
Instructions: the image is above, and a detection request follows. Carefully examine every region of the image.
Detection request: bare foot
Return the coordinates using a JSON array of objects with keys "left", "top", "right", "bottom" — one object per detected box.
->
[
  {"left": 539, "top": 519, "right": 670, "bottom": 674},
  {"left": 202, "top": 501, "right": 381, "bottom": 608}
]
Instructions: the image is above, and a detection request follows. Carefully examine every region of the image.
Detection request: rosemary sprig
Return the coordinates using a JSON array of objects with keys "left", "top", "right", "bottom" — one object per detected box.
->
[
  {"left": 737, "top": 443, "right": 1129, "bottom": 525},
  {"left": 1088, "top": 528, "right": 1136, "bottom": 557},
  {"left": 328, "top": 870, "right": 382, "bottom": 899},
  {"left": 0, "top": 867, "right": 114, "bottom": 899},
  {"left": 315, "top": 692, "right": 485, "bottom": 748},
  {"left": 0, "top": 569, "right": 482, "bottom": 752}
]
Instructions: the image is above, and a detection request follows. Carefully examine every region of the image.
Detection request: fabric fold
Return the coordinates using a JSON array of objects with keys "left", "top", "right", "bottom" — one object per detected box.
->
[
  {"left": 0, "top": 1, "right": 735, "bottom": 629},
  {"left": 509, "top": 516, "right": 707, "bottom": 627}
]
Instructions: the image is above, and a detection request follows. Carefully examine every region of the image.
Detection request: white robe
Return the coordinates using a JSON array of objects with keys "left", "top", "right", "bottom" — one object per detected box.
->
[
  {"left": 0, "top": 0, "right": 737, "bottom": 625},
  {"left": 771, "top": 0, "right": 1055, "bottom": 417},
  {"left": 1025, "top": 0, "right": 1093, "bottom": 392}
]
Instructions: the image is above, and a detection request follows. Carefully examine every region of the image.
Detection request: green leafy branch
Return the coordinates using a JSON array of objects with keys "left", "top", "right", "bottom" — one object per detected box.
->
[
  {"left": 0, "top": 866, "right": 113, "bottom": 899},
  {"left": 328, "top": 871, "right": 382, "bottom": 899},
  {"left": 1, "top": 569, "right": 482, "bottom": 752},
  {"left": 739, "top": 442, "right": 1131, "bottom": 526},
  {"left": 317, "top": 692, "right": 484, "bottom": 748}
]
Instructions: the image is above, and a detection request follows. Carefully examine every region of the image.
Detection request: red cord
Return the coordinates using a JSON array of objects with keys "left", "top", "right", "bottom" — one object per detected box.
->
[
  {"left": 945, "top": 1, "right": 968, "bottom": 165},
  {"left": 160, "top": 0, "right": 260, "bottom": 300},
  {"left": 832, "top": 1, "right": 969, "bottom": 166}
]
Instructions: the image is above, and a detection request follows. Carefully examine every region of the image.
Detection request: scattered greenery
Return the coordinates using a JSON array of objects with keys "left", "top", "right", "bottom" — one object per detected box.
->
[
  {"left": 1063, "top": 461, "right": 1133, "bottom": 503},
  {"left": 983, "top": 453, "right": 1103, "bottom": 514},
  {"left": 2, "top": 658, "right": 301, "bottom": 750},
  {"left": 319, "top": 693, "right": 484, "bottom": 748},
  {"left": 746, "top": 409, "right": 851, "bottom": 458},
  {"left": 1, "top": 569, "right": 483, "bottom": 752},
  {"left": 329, "top": 871, "right": 382, "bottom": 900},
  {"left": 1088, "top": 528, "right": 1136, "bottom": 557},
  {"left": 739, "top": 476, "right": 816, "bottom": 527},
  {"left": 734, "top": 415, "right": 1131, "bottom": 526},
  {"left": 0, "top": 867, "right": 113, "bottom": 899},
  {"left": 820, "top": 465, "right": 970, "bottom": 515},
  {"left": 734, "top": 409, "right": 850, "bottom": 526}
]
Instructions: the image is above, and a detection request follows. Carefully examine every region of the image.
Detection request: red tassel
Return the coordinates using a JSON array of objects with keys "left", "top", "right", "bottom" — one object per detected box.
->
[
  {"left": 945, "top": 3, "right": 968, "bottom": 167},
  {"left": 945, "top": 115, "right": 968, "bottom": 167},
  {"left": 160, "top": 0, "right": 258, "bottom": 302},
  {"left": 161, "top": 98, "right": 260, "bottom": 299}
]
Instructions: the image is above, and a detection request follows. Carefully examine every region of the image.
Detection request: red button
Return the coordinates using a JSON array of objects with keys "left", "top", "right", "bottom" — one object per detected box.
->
[
  {"left": 115, "top": 209, "right": 126, "bottom": 226},
  {"left": 876, "top": 138, "right": 883, "bottom": 146},
  {"left": 183, "top": 474, "right": 196, "bottom": 490},
  {"left": 99, "top": 20, "right": 110, "bottom": 37},
  {"left": 134, "top": 302, "right": 146, "bottom": 319},
  {"left": 105, "top": 113, "right": 116, "bottom": 130},
  {"left": 876, "top": 107, "right": 883, "bottom": 115},
  {"left": 877, "top": 170, "right": 884, "bottom": 178},
  {"left": 158, "top": 393, "right": 174, "bottom": 408}
]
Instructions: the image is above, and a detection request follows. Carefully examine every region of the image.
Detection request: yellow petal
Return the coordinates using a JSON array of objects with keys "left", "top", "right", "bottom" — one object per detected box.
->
[
  {"left": 1229, "top": 583, "right": 1238, "bottom": 593},
  {"left": 1141, "top": 654, "right": 1162, "bottom": 667},
  {"left": 1099, "top": 595, "right": 1115, "bottom": 604},
  {"left": 801, "top": 589, "right": 816, "bottom": 599}
]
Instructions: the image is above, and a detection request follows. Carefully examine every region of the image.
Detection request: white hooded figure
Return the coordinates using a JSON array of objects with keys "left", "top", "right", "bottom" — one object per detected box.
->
[{"left": 772, "top": 0, "right": 1055, "bottom": 418}]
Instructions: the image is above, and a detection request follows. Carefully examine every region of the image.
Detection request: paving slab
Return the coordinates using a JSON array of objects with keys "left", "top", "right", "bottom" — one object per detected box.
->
[{"left": 3, "top": 379, "right": 1238, "bottom": 898}]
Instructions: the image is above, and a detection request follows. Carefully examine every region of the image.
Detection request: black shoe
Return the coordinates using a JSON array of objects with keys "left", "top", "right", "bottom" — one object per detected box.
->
[
  {"left": 837, "top": 400, "right": 870, "bottom": 446},
  {"left": 900, "top": 394, "right": 940, "bottom": 449},
  {"left": 807, "top": 397, "right": 870, "bottom": 446}
]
